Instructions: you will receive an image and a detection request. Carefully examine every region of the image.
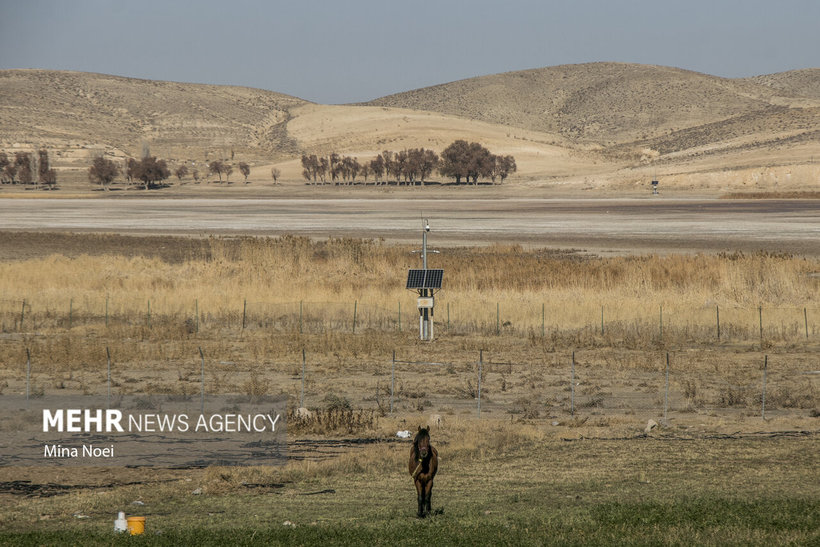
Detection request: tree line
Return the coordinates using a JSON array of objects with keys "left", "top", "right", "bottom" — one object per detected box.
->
[
  {"left": 301, "top": 140, "right": 516, "bottom": 185},
  {"left": 0, "top": 150, "right": 58, "bottom": 187},
  {"left": 87, "top": 155, "right": 262, "bottom": 190},
  {"left": 81, "top": 139, "right": 518, "bottom": 190}
]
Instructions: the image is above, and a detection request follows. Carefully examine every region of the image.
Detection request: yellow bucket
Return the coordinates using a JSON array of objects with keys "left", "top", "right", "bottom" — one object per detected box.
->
[{"left": 127, "top": 516, "right": 145, "bottom": 535}]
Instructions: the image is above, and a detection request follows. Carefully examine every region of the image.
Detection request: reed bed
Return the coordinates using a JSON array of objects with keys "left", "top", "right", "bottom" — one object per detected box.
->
[{"left": 1, "top": 236, "right": 817, "bottom": 344}]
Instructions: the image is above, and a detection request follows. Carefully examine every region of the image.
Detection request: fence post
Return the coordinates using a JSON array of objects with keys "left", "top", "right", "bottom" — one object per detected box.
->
[
  {"left": 664, "top": 352, "right": 669, "bottom": 423},
  {"left": 600, "top": 306, "right": 604, "bottom": 336},
  {"left": 195, "top": 299, "right": 200, "bottom": 333},
  {"left": 353, "top": 300, "right": 358, "bottom": 334},
  {"left": 716, "top": 305, "right": 721, "bottom": 341},
  {"left": 447, "top": 301, "right": 450, "bottom": 331},
  {"left": 20, "top": 299, "right": 26, "bottom": 331},
  {"left": 478, "top": 350, "right": 483, "bottom": 418},
  {"left": 25, "top": 348, "right": 31, "bottom": 403},
  {"left": 68, "top": 298, "right": 73, "bottom": 330},
  {"left": 390, "top": 350, "right": 395, "bottom": 414},
  {"left": 759, "top": 306, "right": 763, "bottom": 341},
  {"left": 496, "top": 303, "right": 500, "bottom": 335},
  {"left": 105, "top": 295, "right": 109, "bottom": 328},
  {"left": 299, "top": 300, "right": 303, "bottom": 334},
  {"left": 106, "top": 346, "right": 112, "bottom": 409},
  {"left": 805, "top": 307, "right": 809, "bottom": 339},
  {"left": 659, "top": 304, "right": 664, "bottom": 341},
  {"left": 147, "top": 299, "right": 151, "bottom": 328},
  {"left": 199, "top": 347, "right": 205, "bottom": 413},
  {"left": 571, "top": 351, "right": 575, "bottom": 417},
  {"left": 761, "top": 355, "right": 768, "bottom": 420},
  {"left": 300, "top": 348, "right": 306, "bottom": 408},
  {"left": 242, "top": 299, "right": 246, "bottom": 330}
]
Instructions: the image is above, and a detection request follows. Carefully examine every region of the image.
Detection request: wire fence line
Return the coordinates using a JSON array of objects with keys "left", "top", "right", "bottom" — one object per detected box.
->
[
  {"left": 1, "top": 298, "right": 818, "bottom": 344},
  {"left": 14, "top": 346, "right": 818, "bottom": 423}
]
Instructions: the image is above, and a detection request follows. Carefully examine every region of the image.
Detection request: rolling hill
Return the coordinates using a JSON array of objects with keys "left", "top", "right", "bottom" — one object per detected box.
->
[
  {"left": 1, "top": 63, "right": 818, "bottom": 188},
  {"left": 365, "top": 63, "right": 820, "bottom": 153}
]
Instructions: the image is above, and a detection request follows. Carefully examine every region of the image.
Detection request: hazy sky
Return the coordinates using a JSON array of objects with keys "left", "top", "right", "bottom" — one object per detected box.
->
[{"left": 1, "top": 0, "right": 818, "bottom": 104}]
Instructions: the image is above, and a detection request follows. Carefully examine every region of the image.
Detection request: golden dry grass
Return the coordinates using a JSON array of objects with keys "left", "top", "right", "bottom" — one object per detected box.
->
[
  {"left": 0, "top": 235, "right": 817, "bottom": 424},
  {"left": 2, "top": 236, "right": 816, "bottom": 331}
]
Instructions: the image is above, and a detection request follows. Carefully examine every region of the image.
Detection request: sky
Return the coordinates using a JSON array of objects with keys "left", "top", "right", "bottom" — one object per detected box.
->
[{"left": 1, "top": 0, "right": 818, "bottom": 104}]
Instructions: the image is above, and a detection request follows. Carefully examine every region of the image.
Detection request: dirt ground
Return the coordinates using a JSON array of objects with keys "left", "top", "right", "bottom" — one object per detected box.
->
[{"left": 1, "top": 193, "right": 818, "bottom": 257}]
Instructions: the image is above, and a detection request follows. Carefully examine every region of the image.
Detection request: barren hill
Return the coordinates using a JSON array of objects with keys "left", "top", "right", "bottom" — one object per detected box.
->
[
  {"left": 743, "top": 69, "right": 820, "bottom": 100},
  {"left": 365, "top": 63, "right": 820, "bottom": 151},
  {"left": 1, "top": 64, "right": 818, "bottom": 190},
  {"left": 0, "top": 69, "right": 306, "bottom": 162}
]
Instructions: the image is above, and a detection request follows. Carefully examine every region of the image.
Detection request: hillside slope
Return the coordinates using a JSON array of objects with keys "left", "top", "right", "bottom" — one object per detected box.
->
[
  {"left": 0, "top": 69, "right": 306, "bottom": 161},
  {"left": 365, "top": 62, "right": 820, "bottom": 151},
  {"left": 1, "top": 65, "right": 818, "bottom": 189}
]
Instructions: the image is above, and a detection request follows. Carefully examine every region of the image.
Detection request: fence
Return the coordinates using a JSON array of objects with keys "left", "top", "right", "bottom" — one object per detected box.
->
[
  {"left": 13, "top": 346, "right": 818, "bottom": 423},
  {"left": 1, "top": 297, "right": 818, "bottom": 345}
]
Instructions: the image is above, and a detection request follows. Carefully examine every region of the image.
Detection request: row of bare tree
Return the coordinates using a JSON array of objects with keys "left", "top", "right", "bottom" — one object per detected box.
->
[
  {"left": 0, "top": 150, "right": 57, "bottom": 187},
  {"left": 88, "top": 155, "right": 263, "bottom": 190},
  {"left": 301, "top": 141, "right": 516, "bottom": 185}
]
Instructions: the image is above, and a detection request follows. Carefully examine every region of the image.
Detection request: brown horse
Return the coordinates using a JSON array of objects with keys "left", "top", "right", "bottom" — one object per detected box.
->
[{"left": 409, "top": 425, "right": 438, "bottom": 518}]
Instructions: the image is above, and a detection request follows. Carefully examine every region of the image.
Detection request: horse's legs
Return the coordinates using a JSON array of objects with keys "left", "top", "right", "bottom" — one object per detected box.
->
[
  {"left": 415, "top": 480, "right": 425, "bottom": 518},
  {"left": 424, "top": 481, "right": 433, "bottom": 516}
]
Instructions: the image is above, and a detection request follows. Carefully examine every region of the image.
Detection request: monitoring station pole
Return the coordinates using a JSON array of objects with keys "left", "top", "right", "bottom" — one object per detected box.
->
[
  {"left": 421, "top": 219, "right": 430, "bottom": 340},
  {"left": 406, "top": 218, "right": 442, "bottom": 342}
]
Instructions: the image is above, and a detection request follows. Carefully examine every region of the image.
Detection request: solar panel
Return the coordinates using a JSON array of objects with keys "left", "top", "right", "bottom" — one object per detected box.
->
[
  {"left": 406, "top": 269, "right": 444, "bottom": 289},
  {"left": 425, "top": 269, "right": 443, "bottom": 289}
]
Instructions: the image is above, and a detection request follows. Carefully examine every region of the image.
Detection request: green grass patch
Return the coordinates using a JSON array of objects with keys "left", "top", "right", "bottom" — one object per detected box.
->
[{"left": 1, "top": 497, "right": 817, "bottom": 546}]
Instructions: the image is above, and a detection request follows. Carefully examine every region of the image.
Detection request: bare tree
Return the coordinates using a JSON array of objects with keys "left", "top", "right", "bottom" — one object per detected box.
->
[
  {"left": 88, "top": 156, "right": 120, "bottom": 190},
  {"left": 37, "top": 149, "right": 50, "bottom": 185},
  {"left": 495, "top": 155, "right": 517, "bottom": 184},
  {"left": 318, "top": 157, "right": 328, "bottom": 183},
  {"left": 42, "top": 167, "right": 57, "bottom": 187},
  {"left": 369, "top": 155, "right": 385, "bottom": 184},
  {"left": 125, "top": 158, "right": 139, "bottom": 185},
  {"left": 3, "top": 163, "right": 16, "bottom": 184},
  {"left": 132, "top": 156, "right": 171, "bottom": 189},
  {"left": 15, "top": 152, "right": 33, "bottom": 185},
  {"left": 174, "top": 165, "right": 189, "bottom": 183},
  {"left": 192, "top": 169, "right": 200, "bottom": 184},
  {"left": 223, "top": 163, "right": 233, "bottom": 183},
  {"left": 438, "top": 140, "right": 498, "bottom": 184},
  {"left": 208, "top": 160, "right": 225, "bottom": 182},
  {"left": 238, "top": 162, "right": 250, "bottom": 183},
  {"left": 0, "top": 152, "right": 11, "bottom": 183},
  {"left": 271, "top": 167, "right": 281, "bottom": 183},
  {"left": 301, "top": 155, "right": 320, "bottom": 183}
]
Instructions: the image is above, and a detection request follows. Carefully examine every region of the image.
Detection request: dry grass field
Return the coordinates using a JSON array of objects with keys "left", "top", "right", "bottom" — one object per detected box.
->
[{"left": 0, "top": 234, "right": 818, "bottom": 544}]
